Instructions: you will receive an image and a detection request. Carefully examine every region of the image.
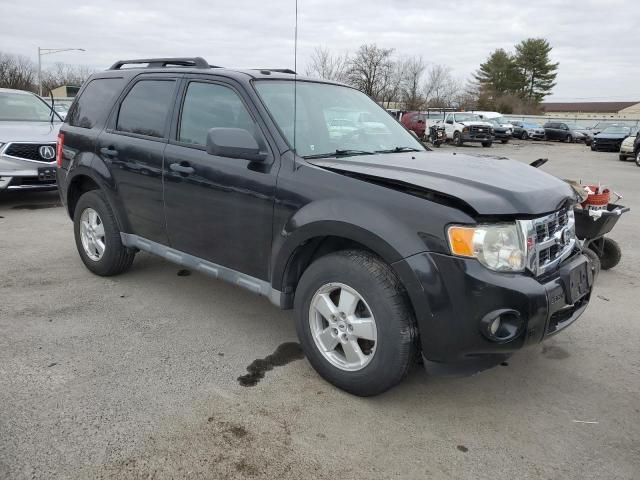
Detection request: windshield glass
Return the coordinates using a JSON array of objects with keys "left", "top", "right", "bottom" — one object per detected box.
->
[
  {"left": 601, "top": 126, "right": 631, "bottom": 134},
  {"left": 454, "top": 113, "right": 481, "bottom": 122},
  {"left": 254, "top": 80, "right": 424, "bottom": 157},
  {"left": 0, "top": 91, "right": 58, "bottom": 122}
]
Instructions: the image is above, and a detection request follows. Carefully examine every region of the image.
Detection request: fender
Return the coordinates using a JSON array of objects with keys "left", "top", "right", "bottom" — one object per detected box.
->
[
  {"left": 271, "top": 197, "right": 431, "bottom": 292},
  {"left": 62, "top": 155, "right": 132, "bottom": 234}
]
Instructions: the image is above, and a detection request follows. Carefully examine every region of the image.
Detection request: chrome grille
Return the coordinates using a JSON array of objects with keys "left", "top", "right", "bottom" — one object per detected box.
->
[
  {"left": 519, "top": 209, "right": 576, "bottom": 276},
  {"left": 3, "top": 142, "right": 56, "bottom": 163}
]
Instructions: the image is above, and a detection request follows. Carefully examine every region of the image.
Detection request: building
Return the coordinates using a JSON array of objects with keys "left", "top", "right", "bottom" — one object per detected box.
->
[
  {"left": 541, "top": 101, "right": 640, "bottom": 119},
  {"left": 51, "top": 85, "right": 80, "bottom": 98}
]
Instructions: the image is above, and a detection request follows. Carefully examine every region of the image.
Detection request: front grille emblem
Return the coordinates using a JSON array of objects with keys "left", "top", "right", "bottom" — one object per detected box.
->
[{"left": 39, "top": 145, "right": 56, "bottom": 160}]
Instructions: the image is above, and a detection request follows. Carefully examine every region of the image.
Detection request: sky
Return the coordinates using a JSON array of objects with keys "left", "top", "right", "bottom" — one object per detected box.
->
[{"left": 1, "top": 0, "right": 638, "bottom": 101}]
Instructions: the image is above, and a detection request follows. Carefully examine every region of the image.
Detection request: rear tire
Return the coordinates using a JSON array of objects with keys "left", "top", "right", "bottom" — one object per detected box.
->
[
  {"left": 294, "top": 250, "right": 417, "bottom": 396},
  {"left": 635, "top": 150, "right": 640, "bottom": 167},
  {"left": 566, "top": 134, "right": 573, "bottom": 143},
  {"left": 482, "top": 141, "right": 492, "bottom": 148},
  {"left": 501, "top": 138, "right": 509, "bottom": 144},
  {"left": 73, "top": 190, "right": 135, "bottom": 276}
]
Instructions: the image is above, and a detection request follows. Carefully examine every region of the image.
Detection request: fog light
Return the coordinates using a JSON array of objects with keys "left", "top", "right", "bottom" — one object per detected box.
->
[
  {"left": 480, "top": 309, "right": 523, "bottom": 343},
  {"left": 489, "top": 317, "right": 501, "bottom": 336}
]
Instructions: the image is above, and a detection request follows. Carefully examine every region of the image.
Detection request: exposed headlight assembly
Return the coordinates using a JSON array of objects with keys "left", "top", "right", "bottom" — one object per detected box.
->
[{"left": 447, "top": 223, "right": 526, "bottom": 272}]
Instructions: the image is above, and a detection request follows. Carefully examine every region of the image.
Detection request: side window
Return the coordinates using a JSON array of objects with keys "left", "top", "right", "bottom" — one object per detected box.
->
[
  {"left": 179, "top": 82, "right": 258, "bottom": 146},
  {"left": 446, "top": 115, "right": 453, "bottom": 125},
  {"left": 116, "top": 80, "right": 176, "bottom": 138},
  {"left": 67, "top": 78, "right": 125, "bottom": 129}
]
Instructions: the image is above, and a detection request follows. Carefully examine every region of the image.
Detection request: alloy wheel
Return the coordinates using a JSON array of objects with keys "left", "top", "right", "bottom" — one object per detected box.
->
[
  {"left": 80, "top": 208, "right": 106, "bottom": 261},
  {"left": 308, "top": 282, "right": 377, "bottom": 372}
]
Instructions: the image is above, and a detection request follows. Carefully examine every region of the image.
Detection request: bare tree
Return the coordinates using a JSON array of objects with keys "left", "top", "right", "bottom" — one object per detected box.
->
[
  {"left": 0, "top": 51, "right": 36, "bottom": 91},
  {"left": 41, "top": 62, "right": 95, "bottom": 94},
  {"left": 305, "top": 47, "right": 349, "bottom": 82},
  {"left": 423, "top": 64, "right": 462, "bottom": 108},
  {"left": 400, "top": 56, "right": 427, "bottom": 110},
  {"left": 345, "top": 44, "right": 395, "bottom": 100}
]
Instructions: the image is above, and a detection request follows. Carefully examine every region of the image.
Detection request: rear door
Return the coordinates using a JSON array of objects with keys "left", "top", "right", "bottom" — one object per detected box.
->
[
  {"left": 96, "top": 75, "right": 180, "bottom": 244},
  {"left": 162, "top": 77, "right": 278, "bottom": 280}
]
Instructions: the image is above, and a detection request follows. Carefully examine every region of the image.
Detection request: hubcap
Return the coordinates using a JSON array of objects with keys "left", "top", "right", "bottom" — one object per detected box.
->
[
  {"left": 80, "top": 208, "right": 106, "bottom": 261},
  {"left": 308, "top": 283, "right": 377, "bottom": 372}
]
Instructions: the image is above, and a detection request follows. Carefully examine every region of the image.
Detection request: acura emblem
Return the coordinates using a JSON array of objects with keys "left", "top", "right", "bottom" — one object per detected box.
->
[{"left": 39, "top": 145, "right": 56, "bottom": 160}]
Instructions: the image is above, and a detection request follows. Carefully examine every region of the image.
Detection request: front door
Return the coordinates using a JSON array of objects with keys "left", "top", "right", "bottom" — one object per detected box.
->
[{"left": 162, "top": 79, "right": 278, "bottom": 280}]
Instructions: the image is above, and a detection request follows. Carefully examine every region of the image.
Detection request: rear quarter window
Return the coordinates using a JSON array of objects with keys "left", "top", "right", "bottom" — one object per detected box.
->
[
  {"left": 116, "top": 80, "right": 176, "bottom": 138},
  {"left": 67, "top": 77, "right": 125, "bottom": 129}
]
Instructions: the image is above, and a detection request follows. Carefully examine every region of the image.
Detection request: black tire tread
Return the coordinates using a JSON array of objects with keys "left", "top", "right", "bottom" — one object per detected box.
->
[
  {"left": 598, "top": 237, "right": 622, "bottom": 270},
  {"left": 294, "top": 249, "right": 417, "bottom": 396},
  {"left": 73, "top": 190, "right": 135, "bottom": 276}
]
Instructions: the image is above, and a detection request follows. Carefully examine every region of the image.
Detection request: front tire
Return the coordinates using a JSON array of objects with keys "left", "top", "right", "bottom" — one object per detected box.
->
[
  {"left": 635, "top": 150, "right": 640, "bottom": 167},
  {"left": 294, "top": 250, "right": 417, "bottom": 396},
  {"left": 501, "top": 138, "right": 509, "bottom": 144},
  {"left": 521, "top": 131, "right": 529, "bottom": 140},
  {"left": 482, "top": 141, "right": 492, "bottom": 148},
  {"left": 73, "top": 190, "right": 135, "bottom": 276},
  {"left": 619, "top": 154, "right": 627, "bottom": 161},
  {"left": 453, "top": 132, "right": 463, "bottom": 146}
]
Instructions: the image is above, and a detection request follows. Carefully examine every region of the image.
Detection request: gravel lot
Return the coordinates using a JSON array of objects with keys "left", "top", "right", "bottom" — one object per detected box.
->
[{"left": 1, "top": 141, "right": 638, "bottom": 479}]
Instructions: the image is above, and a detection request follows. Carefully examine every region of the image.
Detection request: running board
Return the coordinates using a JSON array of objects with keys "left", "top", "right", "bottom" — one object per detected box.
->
[{"left": 120, "top": 233, "right": 287, "bottom": 308}]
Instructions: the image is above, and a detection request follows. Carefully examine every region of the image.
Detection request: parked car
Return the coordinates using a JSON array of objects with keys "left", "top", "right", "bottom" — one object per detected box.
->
[
  {"left": 437, "top": 112, "right": 493, "bottom": 147},
  {"left": 618, "top": 131, "right": 637, "bottom": 161},
  {"left": 57, "top": 57, "right": 594, "bottom": 396},
  {"left": 486, "top": 118, "right": 511, "bottom": 143},
  {"left": 634, "top": 134, "right": 640, "bottom": 166},
  {"left": 0, "top": 88, "right": 62, "bottom": 191},
  {"left": 511, "top": 121, "right": 545, "bottom": 140},
  {"left": 591, "top": 125, "right": 633, "bottom": 152},
  {"left": 400, "top": 111, "right": 427, "bottom": 139},
  {"left": 543, "top": 121, "right": 587, "bottom": 143}
]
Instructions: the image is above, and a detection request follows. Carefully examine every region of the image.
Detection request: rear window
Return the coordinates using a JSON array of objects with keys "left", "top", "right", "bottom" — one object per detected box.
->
[
  {"left": 116, "top": 80, "right": 176, "bottom": 138},
  {"left": 67, "top": 78, "right": 124, "bottom": 129}
]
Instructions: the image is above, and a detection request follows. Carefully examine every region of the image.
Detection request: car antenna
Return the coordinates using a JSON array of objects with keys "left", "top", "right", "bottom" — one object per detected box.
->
[
  {"left": 49, "top": 89, "right": 55, "bottom": 125},
  {"left": 293, "top": 0, "right": 298, "bottom": 163}
]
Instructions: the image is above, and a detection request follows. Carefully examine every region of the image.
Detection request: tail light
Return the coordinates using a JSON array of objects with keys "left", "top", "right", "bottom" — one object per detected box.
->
[{"left": 56, "top": 132, "right": 64, "bottom": 167}]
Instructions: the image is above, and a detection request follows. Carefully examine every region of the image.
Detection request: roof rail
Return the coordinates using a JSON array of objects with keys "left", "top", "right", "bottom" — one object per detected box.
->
[
  {"left": 109, "top": 57, "right": 216, "bottom": 70},
  {"left": 254, "top": 68, "right": 297, "bottom": 75}
]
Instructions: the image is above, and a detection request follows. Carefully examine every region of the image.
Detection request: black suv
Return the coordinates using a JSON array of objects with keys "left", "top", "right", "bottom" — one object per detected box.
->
[{"left": 57, "top": 57, "right": 594, "bottom": 396}]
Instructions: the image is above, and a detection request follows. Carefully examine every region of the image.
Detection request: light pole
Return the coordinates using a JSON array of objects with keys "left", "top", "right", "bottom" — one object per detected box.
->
[{"left": 37, "top": 47, "right": 85, "bottom": 96}]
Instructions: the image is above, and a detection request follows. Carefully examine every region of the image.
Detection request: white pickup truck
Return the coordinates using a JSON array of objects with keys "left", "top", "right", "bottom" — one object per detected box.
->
[{"left": 437, "top": 112, "right": 494, "bottom": 147}]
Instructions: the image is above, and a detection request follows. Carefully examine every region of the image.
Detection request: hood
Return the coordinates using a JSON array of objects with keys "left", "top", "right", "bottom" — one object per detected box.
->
[
  {"left": 307, "top": 151, "right": 575, "bottom": 216},
  {"left": 595, "top": 132, "right": 628, "bottom": 140},
  {"left": 0, "top": 121, "right": 61, "bottom": 143},
  {"left": 460, "top": 121, "right": 491, "bottom": 127}
]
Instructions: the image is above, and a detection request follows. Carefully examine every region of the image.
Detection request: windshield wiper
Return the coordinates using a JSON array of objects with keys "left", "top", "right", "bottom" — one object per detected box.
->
[
  {"left": 375, "top": 146, "right": 422, "bottom": 153},
  {"left": 303, "top": 149, "right": 375, "bottom": 159}
]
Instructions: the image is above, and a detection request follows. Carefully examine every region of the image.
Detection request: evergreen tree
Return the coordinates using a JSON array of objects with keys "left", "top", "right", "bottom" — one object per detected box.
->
[
  {"left": 514, "top": 38, "right": 558, "bottom": 103},
  {"left": 474, "top": 49, "right": 521, "bottom": 99}
]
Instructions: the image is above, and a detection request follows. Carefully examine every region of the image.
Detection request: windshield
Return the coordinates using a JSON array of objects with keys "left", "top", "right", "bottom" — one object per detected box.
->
[
  {"left": 454, "top": 113, "right": 481, "bottom": 122},
  {"left": 494, "top": 116, "right": 509, "bottom": 125},
  {"left": 0, "top": 91, "right": 58, "bottom": 122},
  {"left": 254, "top": 80, "right": 424, "bottom": 157},
  {"left": 601, "top": 126, "right": 631, "bottom": 134}
]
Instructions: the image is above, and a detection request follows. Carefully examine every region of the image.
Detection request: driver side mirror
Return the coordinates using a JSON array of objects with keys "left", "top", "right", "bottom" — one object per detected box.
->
[{"left": 206, "top": 128, "right": 267, "bottom": 162}]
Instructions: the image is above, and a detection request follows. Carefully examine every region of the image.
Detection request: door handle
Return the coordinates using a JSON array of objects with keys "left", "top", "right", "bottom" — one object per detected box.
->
[
  {"left": 169, "top": 162, "right": 195, "bottom": 175},
  {"left": 100, "top": 147, "right": 118, "bottom": 157}
]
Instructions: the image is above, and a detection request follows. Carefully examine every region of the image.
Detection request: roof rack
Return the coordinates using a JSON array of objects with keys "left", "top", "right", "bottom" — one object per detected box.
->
[
  {"left": 109, "top": 57, "right": 216, "bottom": 70},
  {"left": 254, "top": 68, "right": 297, "bottom": 75}
]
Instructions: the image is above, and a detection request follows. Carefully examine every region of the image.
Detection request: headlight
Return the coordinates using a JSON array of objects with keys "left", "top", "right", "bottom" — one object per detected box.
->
[
  {"left": 462, "top": 127, "right": 469, "bottom": 133},
  {"left": 447, "top": 223, "right": 526, "bottom": 272}
]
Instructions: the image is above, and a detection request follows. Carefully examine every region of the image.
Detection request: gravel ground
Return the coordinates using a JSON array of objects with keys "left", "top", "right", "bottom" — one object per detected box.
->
[{"left": 0, "top": 141, "right": 638, "bottom": 479}]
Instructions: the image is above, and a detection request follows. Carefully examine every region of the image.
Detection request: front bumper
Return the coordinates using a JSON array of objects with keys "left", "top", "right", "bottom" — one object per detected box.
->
[
  {"left": 461, "top": 132, "right": 492, "bottom": 142},
  {"left": 1, "top": 154, "right": 57, "bottom": 191},
  {"left": 592, "top": 139, "right": 623, "bottom": 152},
  {"left": 393, "top": 251, "right": 592, "bottom": 375}
]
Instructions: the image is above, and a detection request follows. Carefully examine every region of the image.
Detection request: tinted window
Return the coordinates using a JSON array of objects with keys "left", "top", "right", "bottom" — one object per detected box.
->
[
  {"left": 117, "top": 80, "right": 175, "bottom": 138},
  {"left": 179, "top": 82, "right": 257, "bottom": 146},
  {"left": 67, "top": 78, "right": 124, "bottom": 128}
]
